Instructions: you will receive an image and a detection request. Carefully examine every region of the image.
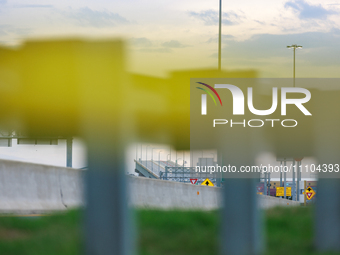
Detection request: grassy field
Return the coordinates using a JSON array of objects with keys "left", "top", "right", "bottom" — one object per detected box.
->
[{"left": 0, "top": 207, "right": 339, "bottom": 255}]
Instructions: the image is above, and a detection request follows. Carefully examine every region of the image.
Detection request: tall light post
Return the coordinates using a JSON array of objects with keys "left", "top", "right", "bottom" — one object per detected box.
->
[
  {"left": 158, "top": 150, "right": 162, "bottom": 173},
  {"left": 146, "top": 145, "right": 151, "bottom": 167},
  {"left": 151, "top": 148, "right": 157, "bottom": 172},
  {"left": 183, "top": 151, "right": 185, "bottom": 167},
  {"left": 136, "top": 144, "right": 137, "bottom": 162},
  {"left": 218, "top": 0, "right": 222, "bottom": 71},
  {"left": 287, "top": 44, "right": 302, "bottom": 87}
]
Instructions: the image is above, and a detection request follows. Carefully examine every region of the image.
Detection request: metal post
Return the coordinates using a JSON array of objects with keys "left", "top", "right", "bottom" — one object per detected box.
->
[
  {"left": 183, "top": 151, "right": 185, "bottom": 182},
  {"left": 280, "top": 161, "right": 282, "bottom": 187},
  {"left": 293, "top": 47, "right": 295, "bottom": 87},
  {"left": 315, "top": 179, "right": 340, "bottom": 251},
  {"left": 218, "top": 0, "right": 222, "bottom": 71},
  {"left": 140, "top": 144, "right": 142, "bottom": 162},
  {"left": 268, "top": 172, "right": 271, "bottom": 196},
  {"left": 264, "top": 172, "right": 267, "bottom": 196},
  {"left": 221, "top": 179, "right": 263, "bottom": 255},
  {"left": 284, "top": 160, "right": 287, "bottom": 198},
  {"left": 151, "top": 148, "right": 154, "bottom": 172},
  {"left": 304, "top": 180, "right": 306, "bottom": 206},
  {"left": 183, "top": 151, "right": 185, "bottom": 167},
  {"left": 158, "top": 150, "right": 162, "bottom": 174},
  {"left": 146, "top": 145, "right": 150, "bottom": 167},
  {"left": 297, "top": 161, "right": 300, "bottom": 201},
  {"left": 216, "top": 150, "right": 221, "bottom": 187},
  {"left": 66, "top": 137, "right": 72, "bottom": 168},
  {"left": 85, "top": 139, "right": 134, "bottom": 255},
  {"left": 292, "top": 160, "right": 296, "bottom": 201}
]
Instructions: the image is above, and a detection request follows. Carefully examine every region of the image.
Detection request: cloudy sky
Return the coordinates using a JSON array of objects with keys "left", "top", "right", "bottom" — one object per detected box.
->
[
  {"left": 0, "top": 0, "right": 339, "bottom": 77},
  {"left": 0, "top": 0, "right": 339, "bottom": 169}
]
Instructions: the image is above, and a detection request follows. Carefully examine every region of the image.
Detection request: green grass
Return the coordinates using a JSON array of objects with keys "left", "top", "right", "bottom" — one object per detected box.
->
[{"left": 0, "top": 207, "right": 339, "bottom": 255}]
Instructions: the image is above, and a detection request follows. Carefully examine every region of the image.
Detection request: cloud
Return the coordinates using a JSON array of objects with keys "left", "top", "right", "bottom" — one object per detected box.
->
[
  {"left": 162, "top": 40, "right": 189, "bottom": 48},
  {"left": 139, "top": 48, "right": 172, "bottom": 53},
  {"left": 206, "top": 34, "right": 234, "bottom": 43},
  {"left": 0, "top": 25, "right": 32, "bottom": 36},
  {"left": 285, "top": 0, "right": 337, "bottom": 20},
  {"left": 189, "top": 10, "right": 240, "bottom": 26},
  {"left": 131, "top": 37, "right": 153, "bottom": 47},
  {"left": 64, "top": 7, "right": 129, "bottom": 27},
  {"left": 13, "top": 4, "right": 53, "bottom": 8},
  {"left": 219, "top": 30, "right": 340, "bottom": 66}
]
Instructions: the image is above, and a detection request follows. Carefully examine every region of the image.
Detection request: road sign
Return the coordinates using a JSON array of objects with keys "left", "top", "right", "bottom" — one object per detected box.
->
[
  {"left": 190, "top": 178, "right": 197, "bottom": 185},
  {"left": 306, "top": 186, "right": 315, "bottom": 200},
  {"left": 276, "top": 187, "right": 291, "bottom": 197},
  {"left": 201, "top": 178, "right": 214, "bottom": 186}
]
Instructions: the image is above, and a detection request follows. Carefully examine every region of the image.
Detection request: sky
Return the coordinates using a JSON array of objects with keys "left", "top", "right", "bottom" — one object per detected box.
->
[
  {"left": 0, "top": 0, "right": 339, "bottom": 77},
  {"left": 0, "top": 0, "right": 339, "bottom": 171}
]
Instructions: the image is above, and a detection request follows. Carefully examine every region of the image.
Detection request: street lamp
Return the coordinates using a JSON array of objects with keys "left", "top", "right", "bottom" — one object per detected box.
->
[{"left": 287, "top": 44, "right": 302, "bottom": 87}]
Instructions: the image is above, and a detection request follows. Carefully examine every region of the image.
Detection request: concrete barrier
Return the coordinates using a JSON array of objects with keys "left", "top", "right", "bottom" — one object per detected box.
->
[
  {"left": 129, "top": 176, "right": 300, "bottom": 209},
  {"left": 0, "top": 159, "right": 83, "bottom": 213},
  {"left": 0, "top": 159, "right": 300, "bottom": 212},
  {"left": 257, "top": 194, "right": 300, "bottom": 209},
  {"left": 128, "top": 176, "right": 220, "bottom": 210}
]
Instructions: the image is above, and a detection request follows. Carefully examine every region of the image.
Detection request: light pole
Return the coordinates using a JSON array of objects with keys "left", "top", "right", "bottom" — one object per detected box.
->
[
  {"left": 287, "top": 44, "right": 302, "bottom": 87},
  {"left": 146, "top": 145, "right": 151, "bottom": 167},
  {"left": 167, "top": 154, "right": 170, "bottom": 166},
  {"left": 183, "top": 151, "right": 185, "bottom": 167},
  {"left": 136, "top": 144, "right": 138, "bottom": 162},
  {"left": 218, "top": 0, "right": 222, "bottom": 71},
  {"left": 159, "top": 150, "right": 162, "bottom": 173},
  {"left": 152, "top": 148, "right": 157, "bottom": 172},
  {"left": 177, "top": 157, "right": 182, "bottom": 182}
]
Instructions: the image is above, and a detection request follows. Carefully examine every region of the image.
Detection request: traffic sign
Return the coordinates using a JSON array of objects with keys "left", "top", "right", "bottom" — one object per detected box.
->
[
  {"left": 190, "top": 179, "right": 198, "bottom": 185},
  {"left": 276, "top": 187, "right": 291, "bottom": 197},
  {"left": 306, "top": 186, "right": 315, "bottom": 200},
  {"left": 276, "top": 187, "right": 284, "bottom": 196},
  {"left": 201, "top": 178, "right": 214, "bottom": 186}
]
